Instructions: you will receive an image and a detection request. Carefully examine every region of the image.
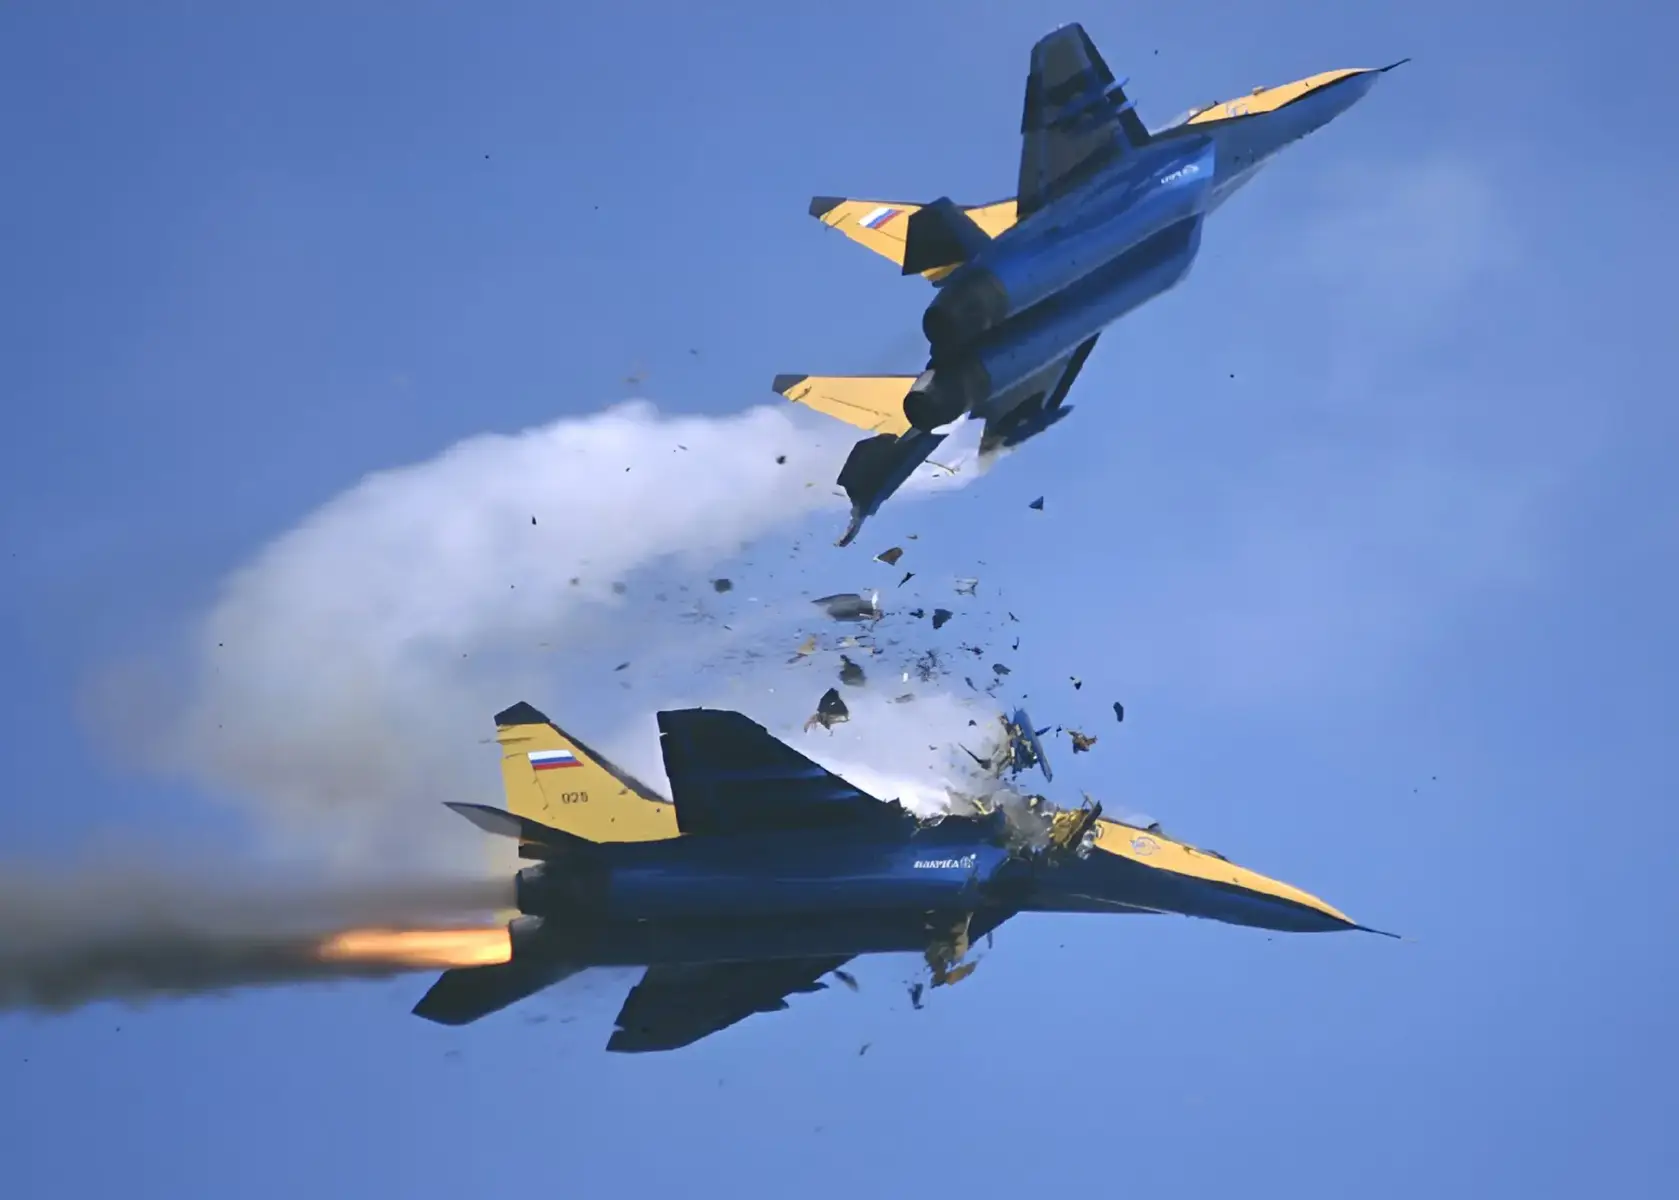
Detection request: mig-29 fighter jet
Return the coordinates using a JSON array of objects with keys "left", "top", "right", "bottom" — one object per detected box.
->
[
  {"left": 412, "top": 701, "right": 1386, "bottom": 1052},
  {"left": 775, "top": 21, "right": 1405, "bottom": 544}
]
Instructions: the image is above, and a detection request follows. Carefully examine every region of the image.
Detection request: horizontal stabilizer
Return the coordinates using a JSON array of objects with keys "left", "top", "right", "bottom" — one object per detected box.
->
[
  {"left": 656, "top": 708, "right": 914, "bottom": 836},
  {"left": 775, "top": 374, "right": 914, "bottom": 437},
  {"left": 413, "top": 959, "right": 581, "bottom": 1026},
  {"left": 901, "top": 197, "right": 995, "bottom": 277},
  {"left": 444, "top": 802, "right": 598, "bottom": 857},
  {"left": 834, "top": 428, "right": 947, "bottom": 547}
]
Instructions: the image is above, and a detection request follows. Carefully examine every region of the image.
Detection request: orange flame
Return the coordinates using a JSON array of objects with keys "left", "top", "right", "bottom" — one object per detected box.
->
[{"left": 314, "top": 927, "right": 511, "bottom": 969}]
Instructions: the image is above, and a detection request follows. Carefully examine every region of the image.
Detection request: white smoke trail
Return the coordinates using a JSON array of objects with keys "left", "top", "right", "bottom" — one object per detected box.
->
[{"left": 133, "top": 399, "right": 1006, "bottom": 868}]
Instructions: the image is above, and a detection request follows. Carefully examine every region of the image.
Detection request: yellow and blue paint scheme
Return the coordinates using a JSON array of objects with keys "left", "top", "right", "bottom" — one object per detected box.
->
[
  {"left": 417, "top": 701, "right": 1383, "bottom": 1048},
  {"left": 781, "top": 24, "right": 1403, "bottom": 545}
]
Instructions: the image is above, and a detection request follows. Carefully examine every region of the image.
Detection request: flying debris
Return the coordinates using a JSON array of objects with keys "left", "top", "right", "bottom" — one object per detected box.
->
[
  {"left": 931, "top": 609, "right": 954, "bottom": 630},
  {"left": 776, "top": 23, "right": 1403, "bottom": 543},
  {"left": 615, "top": 662, "right": 630, "bottom": 672},
  {"left": 992, "top": 664, "right": 1010, "bottom": 676},
  {"left": 805, "top": 687, "right": 851, "bottom": 731},
  {"left": 838, "top": 655, "right": 867, "bottom": 687},
  {"left": 1029, "top": 497, "right": 1044, "bottom": 511},
  {"left": 898, "top": 571, "right": 915, "bottom": 587},
  {"left": 712, "top": 578, "right": 734, "bottom": 593},
  {"left": 813, "top": 591, "right": 883, "bottom": 622},
  {"left": 908, "top": 608, "right": 926, "bottom": 620},
  {"left": 1113, "top": 702, "right": 1125, "bottom": 723},
  {"left": 789, "top": 635, "right": 818, "bottom": 662},
  {"left": 1002, "top": 708, "right": 1054, "bottom": 782},
  {"left": 874, "top": 546, "right": 905, "bottom": 566},
  {"left": 955, "top": 578, "right": 978, "bottom": 596},
  {"left": 1070, "top": 677, "right": 1082, "bottom": 690},
  {"left": 833, "top": 969, "right": 860, "bottom": 992},
  {"left": 1068, "top": 730, "right": 1097, "bottom": 753}
]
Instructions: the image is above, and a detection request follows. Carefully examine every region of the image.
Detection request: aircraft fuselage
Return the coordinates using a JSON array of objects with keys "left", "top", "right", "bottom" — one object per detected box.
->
[{"left": 900, "top": 66, "right": 1393, "bottom": 436}]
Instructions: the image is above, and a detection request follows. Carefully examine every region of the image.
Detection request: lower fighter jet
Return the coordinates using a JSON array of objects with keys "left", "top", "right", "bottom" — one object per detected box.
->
[
  {"left": 775, "top": 22, "right": 1404, "bottom": 544},
  {"left": 412, "top": 702, "right": 1388, "bottom": 1052}
]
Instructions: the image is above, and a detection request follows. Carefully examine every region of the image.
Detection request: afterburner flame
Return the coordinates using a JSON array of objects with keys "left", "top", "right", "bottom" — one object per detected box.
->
[{"left": 315, "top": 927, "right": 511, "bottom": 969}]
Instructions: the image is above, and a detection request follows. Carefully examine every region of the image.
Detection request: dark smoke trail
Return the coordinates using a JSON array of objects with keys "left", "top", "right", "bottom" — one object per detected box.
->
[{"left": 0, "top": 864, "right": 513, "bottom": 1013}]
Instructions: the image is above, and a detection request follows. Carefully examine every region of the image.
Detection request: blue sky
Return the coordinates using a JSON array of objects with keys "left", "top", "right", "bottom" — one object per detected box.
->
[{"left": 3, "top": 2, "right": 1676, "bottom": 1197}]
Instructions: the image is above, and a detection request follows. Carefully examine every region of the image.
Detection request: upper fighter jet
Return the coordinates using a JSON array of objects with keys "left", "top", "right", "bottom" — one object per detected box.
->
[
  {"left": 774, "top": 22, "right": 1404, "bottom": 545},
  {"left": 411, "top": 701, "right": 1387, "bottom": 1052}
]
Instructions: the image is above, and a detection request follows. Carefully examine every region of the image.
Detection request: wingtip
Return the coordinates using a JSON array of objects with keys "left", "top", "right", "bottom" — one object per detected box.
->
[
  {"left": 809, "top": 195, "right": 845, "bottom": 220},
  {"left": 1379, "top": 57, "right": 1411, "bottom": 72},
  {"left": 772, "top": 373, "right": 809, "bottom": 396}
]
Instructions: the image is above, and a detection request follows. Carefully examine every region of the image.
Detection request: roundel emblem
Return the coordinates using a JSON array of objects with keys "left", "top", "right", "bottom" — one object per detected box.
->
[{"left": 1130, "top": 835, "right": 1159, "bottom": 856}]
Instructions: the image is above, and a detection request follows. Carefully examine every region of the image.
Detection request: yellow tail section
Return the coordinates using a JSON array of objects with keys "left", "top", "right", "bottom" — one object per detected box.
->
[
  {"left": 492, "top": 702, "right": 678, "bottom": 844},
  {"left": 808, "top": 197, "right": 1019, "bottom": 281}
]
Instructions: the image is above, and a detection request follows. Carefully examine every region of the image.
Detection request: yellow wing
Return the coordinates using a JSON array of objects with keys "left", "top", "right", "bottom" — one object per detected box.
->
[
  {"left": 808, "top": 197, "right": 1019, "bottom": 281},
  {"left": 773, "top": 374, "right": 914, "bottom": 437},
  {"left": 492, "top": 702, "right": 678, "bottom": 844}
]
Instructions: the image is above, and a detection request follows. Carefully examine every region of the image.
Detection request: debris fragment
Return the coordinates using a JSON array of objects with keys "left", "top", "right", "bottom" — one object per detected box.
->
[
  {"left": 898, "top": 571, "right": 914, "bottom": 587},
  {"left": 813, "top": 591, "right": 882, "bottom": 622},
  {"left": 954, "top": 578, "right": 978, "bottom": 596},
  {"left": 1007, "top": 612, "right": 1019, "bottom": 623},
  {"left": 992, "top": 663, "right": 1010, "bottom": 676},
  {"left": 711, "top": 578, "right": 733, "bottom": 593},
  {"left": 908, "top": 983, "right": 925, "bottom": 1010},
  {"left": 775, "top": 454, "right": 787, "bottom": 464},
  {"left": 890, "top": 693, "right": 915, "bottom": 704},
  {"left": 1028, "top": 496, "right": 1044, "bottom": 511},
  {"left": 612, "top": 581, "right": 628, "bottom": 595},
  {"left": 913, "top": 650, "right": 941, "bottom": 681},
  {"left": 614, "top": 662, "right": 630, "bottom": 672},
  {"left": 832, "top": 969, "right": 859, "bottom": 992},
  {"left": 1070, "top": 676, "right": 1082, "bottom": 690},
  {"left": 1011, "top": 637, "right": 1020, "bottom": 651},
  {"left": 788, "top": 635, "right": 818, "bottom": 662},
  {"left": 838, "top": 655, "right": 866, "bottom": 687},
  {"left": 931, "top": 608, "right": 953, "bottom": 630},
  {"left": 1113, "top": 702, "right": 1125, "bottom": 723},
  {"left": 908, "top": 608, "right": 925, "bottom": 619},
  {"left": 874, "top": 546, "right": 904, "bottom": 566},
  {"left": 1068, "top": 729, "right": 1097, "bottom": 753},
  {"left": 858, "top": 1043, "right": 871, "bottom": 1057},
  {"left": 530, "top": 515, "right": 537, "bottom": 525},
  {"left": 804, "top": 687, "right": 851, "bottom": 732}
]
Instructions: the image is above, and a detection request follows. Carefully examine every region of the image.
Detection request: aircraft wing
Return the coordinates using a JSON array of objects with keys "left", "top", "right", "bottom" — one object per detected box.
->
[
  {"left": 1017, "top": 23, "right": 1151, "bottom": 219},
  {"left": 608, "top": 956, "right": 854, "bottom": 1053},
  {"left": 807, "top": 197, "right": 1019, "bottom": 280},
  {"left": 656, "top": 708, "right": 916, "bottom": 836}
]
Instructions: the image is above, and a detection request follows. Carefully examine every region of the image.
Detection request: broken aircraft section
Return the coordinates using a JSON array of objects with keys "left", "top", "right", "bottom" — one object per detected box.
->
[{"left": 412, "top": 701, "right": 1388, "bottom": 1052}]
